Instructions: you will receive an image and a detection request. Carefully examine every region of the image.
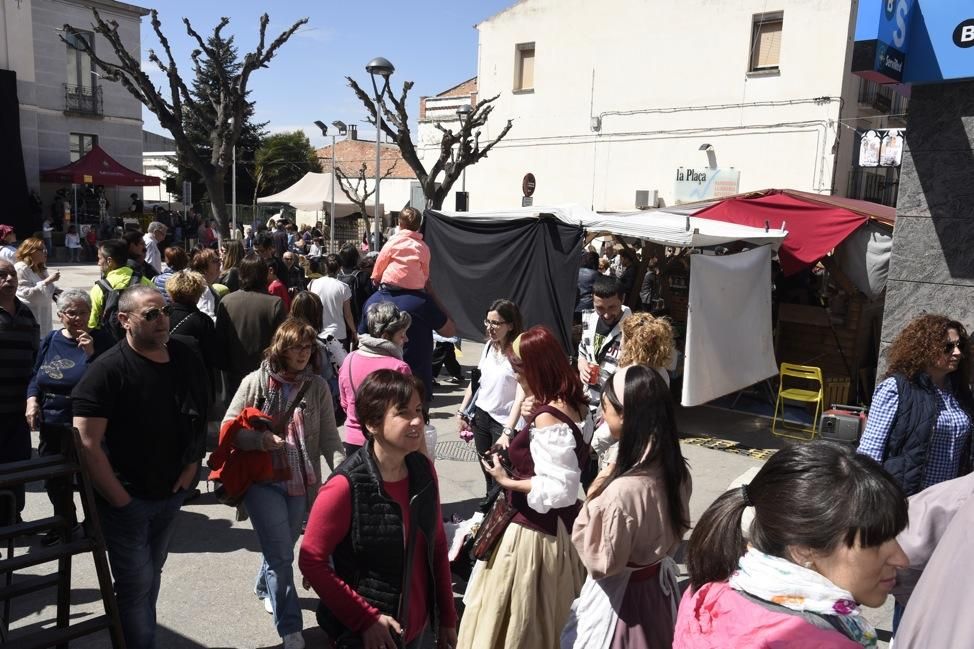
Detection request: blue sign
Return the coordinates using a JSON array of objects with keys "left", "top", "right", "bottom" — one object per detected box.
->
[{"left": 852, "top": 0, "right": 974, "bottom": 87}]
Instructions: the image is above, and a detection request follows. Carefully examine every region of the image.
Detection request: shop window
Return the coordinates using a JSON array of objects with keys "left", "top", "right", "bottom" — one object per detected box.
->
[
  {"left": 514, "top": 43, "right": 535, "bottom": 92},
  {"left": 749, "top": 13, "right": 783, "bottom": 73}
]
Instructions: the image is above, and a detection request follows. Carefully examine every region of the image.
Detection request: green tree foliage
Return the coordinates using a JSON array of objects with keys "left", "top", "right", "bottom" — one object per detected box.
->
[{"left": 252, "top": 131, "right": 322, "bottom": 201}]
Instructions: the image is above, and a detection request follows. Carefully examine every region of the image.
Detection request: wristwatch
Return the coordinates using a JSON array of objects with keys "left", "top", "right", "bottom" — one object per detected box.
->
[{"left": 502, "top": 426, "right": 515, "bottom": 438}]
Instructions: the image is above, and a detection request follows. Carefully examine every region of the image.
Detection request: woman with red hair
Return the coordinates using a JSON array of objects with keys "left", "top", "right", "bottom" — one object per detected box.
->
[{"left": 457, "top": 326, "right": 594, "bottom": 649}]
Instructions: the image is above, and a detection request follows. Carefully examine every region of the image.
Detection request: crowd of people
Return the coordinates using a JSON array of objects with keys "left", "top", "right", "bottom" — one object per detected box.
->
[{"left": 1, "top": 209, "right": 973, "bottom": 649}]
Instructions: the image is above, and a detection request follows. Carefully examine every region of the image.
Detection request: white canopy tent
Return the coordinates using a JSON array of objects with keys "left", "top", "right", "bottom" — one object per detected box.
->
[
  {"left": 256, "top": 171, "right": 384, "bottom": 218},
  {"left": 436, "top": 204, "right": 786, "bottom": 406},
  {"left": 437, "top": 204, "right": 787, "bottom": 249}
]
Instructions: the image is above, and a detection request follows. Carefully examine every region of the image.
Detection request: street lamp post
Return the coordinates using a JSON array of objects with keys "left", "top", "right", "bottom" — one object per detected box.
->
[
  {"left": 314, "top": 119, "right": 348, "bottom": 252},
  {"left": 366, "top": 56, "right": 394, "bottom": 250},
  {"left": 456, "top": 103, "right": 472, "bottom": 193}
]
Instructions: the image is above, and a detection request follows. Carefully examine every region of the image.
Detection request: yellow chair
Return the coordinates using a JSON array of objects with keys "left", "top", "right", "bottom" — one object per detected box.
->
[{"left": 772, "top": 363, "right": 824, "bottom": 441}]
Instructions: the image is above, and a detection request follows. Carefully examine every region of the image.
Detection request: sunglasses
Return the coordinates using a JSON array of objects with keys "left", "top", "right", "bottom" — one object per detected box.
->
[
  {"left": 943, "top": 340, "right": 966, "bottom": 354},
  {"left": 134, "top": 305, "right": 173, "bottom": 322}
]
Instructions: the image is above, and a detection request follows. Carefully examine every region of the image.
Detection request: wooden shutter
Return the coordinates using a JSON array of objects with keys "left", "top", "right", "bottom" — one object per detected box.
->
[{"left": 751, "top": 19, "right": 782, "bottom": 70}]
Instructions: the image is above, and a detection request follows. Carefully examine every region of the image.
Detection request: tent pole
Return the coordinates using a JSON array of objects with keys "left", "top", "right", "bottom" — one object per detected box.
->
[{"left": 72, "top": 184, "right": 77, "bottom": 231}]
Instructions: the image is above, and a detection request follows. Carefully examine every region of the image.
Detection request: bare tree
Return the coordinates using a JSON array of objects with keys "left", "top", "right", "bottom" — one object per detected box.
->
[
  {"left": 63, "top": 10, "right": 306, "bottom": 226},
  {"left": 346, "top": 77, "right": 513, "bottom": 210},
  {"left": 334, "top": 160, "right": 399, "bottom": 222}
]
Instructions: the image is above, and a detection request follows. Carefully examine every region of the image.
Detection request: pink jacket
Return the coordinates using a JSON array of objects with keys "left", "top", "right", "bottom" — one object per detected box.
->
[
  {"left": 673, "top": 582, "right": 861, "bottom": 649},
  {"left": 370, "top": 230, "right": 430, "bottom": 290},
  {"left": 338, "top": 351, "right": 411, "bottom": 447}
]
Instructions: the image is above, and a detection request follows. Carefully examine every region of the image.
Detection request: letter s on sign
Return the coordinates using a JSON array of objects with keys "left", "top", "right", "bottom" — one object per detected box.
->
[{"left": 892, "top": 0, "right": 909, "bottom": 49}]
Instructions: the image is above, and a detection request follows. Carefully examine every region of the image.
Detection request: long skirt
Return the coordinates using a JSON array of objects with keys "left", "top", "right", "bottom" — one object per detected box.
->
[
  {"left": 458, "top": 519, "right": 585, "bottom": 649},
  {"left": 611, "top": 566, "right": 679, "bottom": 648}
]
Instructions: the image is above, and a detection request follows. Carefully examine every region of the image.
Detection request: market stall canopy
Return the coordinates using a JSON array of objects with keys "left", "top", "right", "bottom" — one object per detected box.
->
[
  {"left": 256, "top": 171, "right": 383, "bottom": 217},
  {"left": 40, "top": 144, "right": 159, "bottom": 186},
  {"left": 438, "top": 204, "right": 787, "bottom": 249},
  {"left": 673, "top": 189, "right": 894, "bottom": 275}
]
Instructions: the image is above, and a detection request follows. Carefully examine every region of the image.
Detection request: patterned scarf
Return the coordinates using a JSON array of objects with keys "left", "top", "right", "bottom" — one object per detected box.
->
[
  {"left": 261, "top": 362, "right": 317, "bottom": 497},
  {"left": 729, "top": 548, "right": 878, "bottom": 647}
]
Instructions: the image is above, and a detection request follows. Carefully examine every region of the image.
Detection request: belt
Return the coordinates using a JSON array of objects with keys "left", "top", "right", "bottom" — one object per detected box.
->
[{"left": 628, "top": 561, "right": 662, "bottom": 583}]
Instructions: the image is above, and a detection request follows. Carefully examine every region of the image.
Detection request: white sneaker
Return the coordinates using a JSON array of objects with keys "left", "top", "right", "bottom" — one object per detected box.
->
[
  {"left": 282, "top": 631, "right": 305, "bottom": 649},
  {"left": 263, "top": 597, "right": 273, "bottom": 614}
]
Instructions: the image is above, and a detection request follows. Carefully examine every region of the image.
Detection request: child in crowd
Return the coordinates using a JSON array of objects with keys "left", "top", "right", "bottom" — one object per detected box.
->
[{"left": 369, "top": 206, "right": 430, "bottom": 291}]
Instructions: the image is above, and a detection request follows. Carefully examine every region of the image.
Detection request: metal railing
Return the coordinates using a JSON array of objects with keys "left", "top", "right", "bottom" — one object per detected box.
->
[
  {"left": 63, "top": 84, "right": 103, "bottom": 116},
  {"left": 857, "top": 79, "right": 908, "bottom": 119}
]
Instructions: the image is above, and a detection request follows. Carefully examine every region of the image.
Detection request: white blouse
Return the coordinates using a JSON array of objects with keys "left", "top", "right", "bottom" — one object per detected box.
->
[
  {"left": 15, "top": 262, "right": 55, "bottom": 336},
  {"left": 527, "top": 416, "right": 594, "bottom": 514}
]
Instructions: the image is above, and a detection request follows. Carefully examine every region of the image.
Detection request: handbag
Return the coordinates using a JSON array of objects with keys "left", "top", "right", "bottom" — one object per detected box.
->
[{"left": 471, "top": 487, "right": 516, "bottom": 561}]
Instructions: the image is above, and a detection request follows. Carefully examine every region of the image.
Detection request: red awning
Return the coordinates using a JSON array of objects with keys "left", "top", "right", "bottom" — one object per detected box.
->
[
  {"left": 40, "top": 144, "right": 159, "bottom": 187},
  {"left": 693, "top": 189, "right": 884, "bottom": 275}
]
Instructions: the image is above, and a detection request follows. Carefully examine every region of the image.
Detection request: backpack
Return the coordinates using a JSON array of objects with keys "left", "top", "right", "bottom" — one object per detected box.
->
[
  {"left": 96, "top": 271, "right": 142, "bottom": 340},
  {"left": 336, "top": 269, "right": 366, "bottom": 323}
]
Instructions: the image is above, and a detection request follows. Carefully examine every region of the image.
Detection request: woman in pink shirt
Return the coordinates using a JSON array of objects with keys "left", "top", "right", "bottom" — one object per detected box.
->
[
  {"left": 338, "top": 301, "right": 411, "bottom": 454},
  {"left": 674, "top": 442, "right": 909, "bottom": 649}
]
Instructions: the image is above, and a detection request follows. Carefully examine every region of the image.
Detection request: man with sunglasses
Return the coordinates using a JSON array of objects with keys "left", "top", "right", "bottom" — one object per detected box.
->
[
  {"left": 72, "top": 285, "right": 209, "bottom": 649},
  {"left": 0, "top": 258, "right": 39, "bottom": 523}
]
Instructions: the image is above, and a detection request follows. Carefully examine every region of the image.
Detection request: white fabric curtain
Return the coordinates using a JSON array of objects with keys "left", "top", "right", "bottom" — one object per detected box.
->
[{"left": 682, "top": 246, "right": 778, "bottom": 407}]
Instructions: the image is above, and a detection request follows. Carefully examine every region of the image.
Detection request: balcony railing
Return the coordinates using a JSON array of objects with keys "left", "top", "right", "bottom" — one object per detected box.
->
[
  {"left": 63, "top": 84, "right": 103, "bottom": 116},
  {"left": 857, "top": 79, "right": 908, "bottom": 119}
]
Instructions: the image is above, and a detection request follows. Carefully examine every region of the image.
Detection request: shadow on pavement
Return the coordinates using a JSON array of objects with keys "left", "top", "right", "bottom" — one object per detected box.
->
[{"left": 168, "top": 509, "right": 261, "bottom": 554}]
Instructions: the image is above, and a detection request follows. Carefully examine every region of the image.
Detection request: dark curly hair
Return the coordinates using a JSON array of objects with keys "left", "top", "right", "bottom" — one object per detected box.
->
[{"left": 885, "top": 314, "right": 974, "bottom": 410}]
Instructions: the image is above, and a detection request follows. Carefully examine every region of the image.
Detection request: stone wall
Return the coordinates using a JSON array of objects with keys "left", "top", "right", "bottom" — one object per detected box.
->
[{"left": 881, "top": 80, "right": 974, "bottom": 356}]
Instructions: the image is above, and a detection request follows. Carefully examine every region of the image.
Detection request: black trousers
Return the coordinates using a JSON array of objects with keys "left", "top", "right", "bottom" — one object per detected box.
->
[
  {"left": 431, "top": 342, "right": 462, "bottom": 379},
  {"left": 472, "top": 407, "right": 504, "bottom": 498},
  {"left": 0, "top": 414, "right": 32, "bottom": 522},
  {"left": 38, "top": 423, "right": 78, "bottom": 526}
]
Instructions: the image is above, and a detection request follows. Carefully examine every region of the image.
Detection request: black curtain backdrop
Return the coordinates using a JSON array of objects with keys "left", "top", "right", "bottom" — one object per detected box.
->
[
  {"left": 423, "top": 210, "right": 584, "bottom": 355},
  {"left": 0, "top": 70, "right": 31, "bottom": 237}
]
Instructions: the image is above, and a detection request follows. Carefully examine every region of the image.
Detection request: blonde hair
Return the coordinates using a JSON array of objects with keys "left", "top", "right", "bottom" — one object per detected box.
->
[
  {"left": 16, "top": 237, "right": 46, "bottom": 270},
  {"left": 619, "top": 312, "right": 675, "bottom": 368},
  {"left": 165, "top": 270, "right": 207, "bottom": 305}
]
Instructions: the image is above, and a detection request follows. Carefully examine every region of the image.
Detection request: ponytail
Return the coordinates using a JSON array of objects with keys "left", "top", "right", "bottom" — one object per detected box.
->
[{"left": 685, "top": 488, "right": 749, "bottom": 590}]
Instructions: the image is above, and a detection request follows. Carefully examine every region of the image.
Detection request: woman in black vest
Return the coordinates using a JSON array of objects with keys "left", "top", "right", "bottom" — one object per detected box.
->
[
  {"left": 857, "top": 314, "right": 974, "bottom": 497},
  {"left": 300, "top": 370, "right": 458, "bottom": 649}
]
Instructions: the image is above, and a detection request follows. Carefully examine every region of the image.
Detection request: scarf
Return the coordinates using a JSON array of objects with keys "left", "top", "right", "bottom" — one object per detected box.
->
[
  {"left": 356, "top": 333, "right": 403, "bottom": 360},
  {"left": 260, "top": 362, "right": 317, "bottom": 497},
  {"left": 729, "top": 548, "right": 878, "bottom": 647}
]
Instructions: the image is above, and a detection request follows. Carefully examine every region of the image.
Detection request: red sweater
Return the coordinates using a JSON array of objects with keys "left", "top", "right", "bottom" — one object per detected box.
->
[
  {"left": 299, "top": 473, "right": 458, "bottom": 643},
  {"left": 267, "top": 279, "right": 290, "bottom": 312}
]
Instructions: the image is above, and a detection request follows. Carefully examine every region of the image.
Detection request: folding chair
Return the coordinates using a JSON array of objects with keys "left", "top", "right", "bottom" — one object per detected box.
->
[{"left": 772, "top": 363, "right": 824, "bottom": 441}]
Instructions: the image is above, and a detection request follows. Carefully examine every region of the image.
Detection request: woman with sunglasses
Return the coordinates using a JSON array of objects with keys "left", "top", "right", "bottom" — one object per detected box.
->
[
  {"left": 458, "top": 326, "right": 593, "bottom": 649},
  {"left": 26, "top": 289, "right": 111, "bottom": 545},
  {"left": 857, "top": 314, "right": 974, "bottom": 497},
  {"left": 222, "top": 318, "right": 345, "bottom": 649},
  {"left": 457, "top": 299, "right": 525, "bottom": 509}
]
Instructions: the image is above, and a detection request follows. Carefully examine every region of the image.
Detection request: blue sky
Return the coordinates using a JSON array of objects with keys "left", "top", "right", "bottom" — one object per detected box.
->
[{"left": 139, "top": 0, "right": 514, "bottom": 148}]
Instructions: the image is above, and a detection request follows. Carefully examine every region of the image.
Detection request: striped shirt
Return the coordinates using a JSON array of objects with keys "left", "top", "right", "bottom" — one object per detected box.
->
[
  {"left": 858, "top": 376, "right": 972, "bottom": 489},
  {"left": 0, "top": 298, "right": 40, "bottom": 415}
]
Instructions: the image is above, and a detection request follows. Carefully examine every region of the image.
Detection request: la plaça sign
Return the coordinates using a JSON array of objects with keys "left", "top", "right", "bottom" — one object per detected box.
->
[
  {"left": 853, "top": 0, "right": 974, "bottom": 88},
  {"left": 673, "top": 167, "right": 740, "bottom": 204}
]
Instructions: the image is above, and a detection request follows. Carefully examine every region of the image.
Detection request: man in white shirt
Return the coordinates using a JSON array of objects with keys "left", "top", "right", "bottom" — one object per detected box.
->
[
  {"left": 308, "top": 254, "right": 357, "bottom": 348},
  {"left": 143, "top": 222, "right": 167, "bottom": 273}
]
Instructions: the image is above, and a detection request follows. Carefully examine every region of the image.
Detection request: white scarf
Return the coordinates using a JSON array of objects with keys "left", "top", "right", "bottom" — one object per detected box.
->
[{"left": 729, "top": 548, "right": 878, "bottom": 647}]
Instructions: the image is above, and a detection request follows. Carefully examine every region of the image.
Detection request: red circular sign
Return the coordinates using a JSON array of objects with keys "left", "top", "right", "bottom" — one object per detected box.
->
[{"left": 522, "top": 173, "right": 536, "bottom": 197}]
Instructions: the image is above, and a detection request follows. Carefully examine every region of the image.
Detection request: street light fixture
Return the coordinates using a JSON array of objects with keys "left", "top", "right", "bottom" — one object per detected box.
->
[
  {"left": 366, "top": 56, "right": 394, "bottom": 249},
  {"left": 315, "top": 119, "right": 348, "bottom": 252},
  {"left": 456, "top": 104, "right": 472, "bottom": 194}
]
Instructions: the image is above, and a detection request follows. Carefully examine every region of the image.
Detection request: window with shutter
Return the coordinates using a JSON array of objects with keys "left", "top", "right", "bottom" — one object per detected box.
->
[
  {"left": 749, "top": 15, "right": 783, "bottom": 73},
  {"left": 515, "top": 43, "right": 535, "bottom": 92}
]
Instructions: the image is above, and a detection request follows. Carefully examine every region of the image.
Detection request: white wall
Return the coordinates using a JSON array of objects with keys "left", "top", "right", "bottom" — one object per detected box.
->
[{"left": 419, "top": 0, "right": 858, "bottom": 212}]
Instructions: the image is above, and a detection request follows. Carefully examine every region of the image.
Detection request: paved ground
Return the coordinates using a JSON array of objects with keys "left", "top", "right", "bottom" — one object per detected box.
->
[{"left": 6, "top": 261, "right": 893, "bottom": 647}]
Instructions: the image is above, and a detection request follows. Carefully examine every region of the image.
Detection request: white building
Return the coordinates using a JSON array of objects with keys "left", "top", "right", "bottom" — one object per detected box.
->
[
  {"left": 1, "top": 0, "right": 149, "bottom": 213},
  {"left": 418, "top": 0, "right": 905, "bottom": 212},
  {"left": 142, "top": 129, "right": 179, "bottom": 207}
]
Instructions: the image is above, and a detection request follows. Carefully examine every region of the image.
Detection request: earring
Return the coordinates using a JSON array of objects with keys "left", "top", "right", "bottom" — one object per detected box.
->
[{"left": 803, "top": 561, "right": 813, "bottom": 569}]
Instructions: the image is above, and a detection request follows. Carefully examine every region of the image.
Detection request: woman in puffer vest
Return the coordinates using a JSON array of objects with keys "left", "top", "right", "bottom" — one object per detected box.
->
[{"left": 299, "top": 370, "right": 458, "bottom": 649}]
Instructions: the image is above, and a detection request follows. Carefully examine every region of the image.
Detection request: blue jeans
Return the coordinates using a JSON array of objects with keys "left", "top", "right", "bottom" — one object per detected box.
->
[
  {"left": 246, "top": 482, "right": 306, "bottom": 637},
  {"left": 97, "top": 490, "right": 188, "bottom": 649}
]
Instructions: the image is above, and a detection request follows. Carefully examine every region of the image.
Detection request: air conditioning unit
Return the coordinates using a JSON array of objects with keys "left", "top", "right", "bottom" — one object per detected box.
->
[{"left": 635, "top": 189, "right": 658, "bottom": 209}]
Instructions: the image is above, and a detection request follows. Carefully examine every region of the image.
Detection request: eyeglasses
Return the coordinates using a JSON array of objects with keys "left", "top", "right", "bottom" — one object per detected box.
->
[
  {"left": 484, "top": 319, "right": 509, "bottom": 329},
  {"left": 60, "top": 309, "right": 90, "bottom": 320},
  {"left": 287, "top": 344, "right": 315, "bottom": 354},
  {"left": 943, "top": 340, "right": 966, "bottom": 354},
  {"left": 133, "top": 305, "right": 173, "bottom": 322}
]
